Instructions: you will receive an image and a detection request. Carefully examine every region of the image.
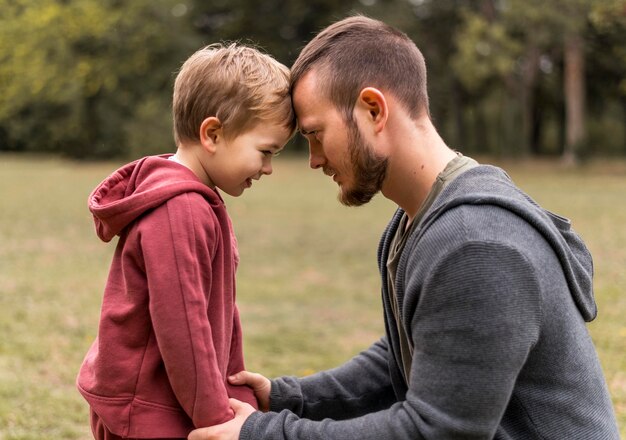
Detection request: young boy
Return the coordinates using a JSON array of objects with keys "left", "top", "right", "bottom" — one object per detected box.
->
[{"left": 77, "top": 43, "right": 296, "bottom": 440}]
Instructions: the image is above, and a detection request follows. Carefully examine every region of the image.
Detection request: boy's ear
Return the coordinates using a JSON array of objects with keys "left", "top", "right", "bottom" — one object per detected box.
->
[
  {"left": 199, "top": 117, "right": 223, "bottom": 153},
  {"left": 355, "top": 87, "right": 387, "bottom": 134}
]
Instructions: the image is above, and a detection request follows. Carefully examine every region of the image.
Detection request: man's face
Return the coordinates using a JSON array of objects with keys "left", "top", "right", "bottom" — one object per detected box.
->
[{"left": 293, "top": 71, "right": 387, "bottom": 206}]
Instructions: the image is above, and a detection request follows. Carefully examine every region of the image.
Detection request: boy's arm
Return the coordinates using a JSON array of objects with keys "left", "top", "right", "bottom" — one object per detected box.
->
[
  {"left": 139, "top": 195, "right": 234, "bottom": 428},
  {"left": 225, "top": 307, "right": 258, "bottom": 408}
]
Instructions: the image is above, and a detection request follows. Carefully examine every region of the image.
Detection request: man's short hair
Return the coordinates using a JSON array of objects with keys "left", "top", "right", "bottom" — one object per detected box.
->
[
  {"left": 173, "top": 43, "right": 296, "bottom": 144},
  {"left": 291, "top": 15, "right": 429, "bottom": 121}
]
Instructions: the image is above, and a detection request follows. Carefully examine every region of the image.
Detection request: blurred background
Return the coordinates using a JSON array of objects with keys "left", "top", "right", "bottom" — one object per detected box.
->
[
  {"left": 0, "top": 0, "right": 625, "bottom": 160},
  {"left": 1, "top": 1, "right": 625, "bottom": 438}
]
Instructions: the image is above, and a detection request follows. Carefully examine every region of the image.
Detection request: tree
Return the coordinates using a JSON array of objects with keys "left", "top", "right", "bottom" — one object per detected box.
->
[
  {"left": 587, "top": 0, "right": 626, "bottom": 155},
  {"left": 1, "top": 0, "right": 624, "bottom": 158},
  {"left": 558, "top": 0, "right": 594, "bottom": 163},
  {"left": 0, "top": 0, "right": 197, "bottom": 157}
]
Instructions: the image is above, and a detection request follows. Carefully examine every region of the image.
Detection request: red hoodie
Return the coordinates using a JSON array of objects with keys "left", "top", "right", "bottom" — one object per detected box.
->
[{"left": 77, "top": 155, "right": 257, "bottom": 438}]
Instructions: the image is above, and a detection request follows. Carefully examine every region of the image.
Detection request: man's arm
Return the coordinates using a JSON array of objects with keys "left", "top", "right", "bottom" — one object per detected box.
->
[
  {"left": 190, "top": 241, "right": 542, "bottom": 439},
  {"left": 268, "top": 337, "right": 397, "bottom": 420},
  {"left": 228, "top": 337, "right": 396, "bottom": 420}
]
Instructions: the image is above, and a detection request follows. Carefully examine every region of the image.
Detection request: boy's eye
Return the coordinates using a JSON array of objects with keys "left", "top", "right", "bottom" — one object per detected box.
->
[{"left": 261, "top": 150, "right": 275, "bottom": 157}]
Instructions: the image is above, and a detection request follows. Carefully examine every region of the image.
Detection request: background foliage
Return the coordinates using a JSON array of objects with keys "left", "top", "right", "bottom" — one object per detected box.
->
[{"left": 0, "top": 0, "right": 625, "bottom": 159}]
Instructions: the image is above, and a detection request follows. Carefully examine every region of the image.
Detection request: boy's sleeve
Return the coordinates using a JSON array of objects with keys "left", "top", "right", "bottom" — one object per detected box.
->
[
  {"left": 226, "top": 307, "right": 259, "bottom": 408},
  {"left": 138, "top": 194, "right": 234, "bottom": 428}
]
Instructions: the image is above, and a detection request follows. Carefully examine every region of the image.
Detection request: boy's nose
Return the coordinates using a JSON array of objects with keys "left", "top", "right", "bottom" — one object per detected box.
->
[{"left": 261, "top": 161, "right": 273, "bottom": 175}]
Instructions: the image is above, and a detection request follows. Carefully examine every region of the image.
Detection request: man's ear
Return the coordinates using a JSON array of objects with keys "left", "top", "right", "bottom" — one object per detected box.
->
[
  {"left": 355, "top": 87, "right": 388, "bottom": 134},
  {"left": 199, "top": 117, "right": 223, "bottom": 153}
]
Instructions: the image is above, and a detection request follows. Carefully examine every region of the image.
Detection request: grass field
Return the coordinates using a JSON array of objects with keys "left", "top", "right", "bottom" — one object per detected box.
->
[{"left": 0, "top": 154, "right": 624, "bottom": 438}]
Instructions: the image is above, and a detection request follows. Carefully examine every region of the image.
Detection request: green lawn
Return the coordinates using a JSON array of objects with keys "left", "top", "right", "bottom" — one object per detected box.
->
[{"left": 0, "top": 154, "right": 624, "bottom": 438}]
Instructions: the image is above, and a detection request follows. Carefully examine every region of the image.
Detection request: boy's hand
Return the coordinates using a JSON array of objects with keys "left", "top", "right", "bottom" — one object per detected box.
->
[
  {"left": 228, "top": 371, "right": 271, "bottom": 412},
  {"left": 188, "top": 398, "right": 254, "bottom": 440}
]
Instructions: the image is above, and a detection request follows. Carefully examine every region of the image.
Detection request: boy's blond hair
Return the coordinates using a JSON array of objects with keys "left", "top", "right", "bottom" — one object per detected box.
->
[{"left": 173, "top": 43, "right": 296, "bottom": 144}]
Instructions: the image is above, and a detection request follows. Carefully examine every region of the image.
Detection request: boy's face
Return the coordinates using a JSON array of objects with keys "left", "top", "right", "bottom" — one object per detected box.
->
[{"left": 207, "top": 122, "right": 291, "bottom": 197}]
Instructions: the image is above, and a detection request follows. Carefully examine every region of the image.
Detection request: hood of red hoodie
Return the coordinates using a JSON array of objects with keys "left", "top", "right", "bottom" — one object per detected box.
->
[{"left": 89, "top": 154, "right": 223, "bottom": 242}]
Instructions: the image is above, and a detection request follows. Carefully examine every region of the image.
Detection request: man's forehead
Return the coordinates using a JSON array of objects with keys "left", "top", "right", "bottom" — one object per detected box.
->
[
  {"left": 292, "top": 81, "right": 313, "bottom": 108},
  {"left": 293, "top": 101, "right": 315, "bottom": 131},
  {"left": 293, "top": 71, "right": 327, "bottom": 127},
  {"left": 295, "top": 109, "right": 318, "bottom": 132}
]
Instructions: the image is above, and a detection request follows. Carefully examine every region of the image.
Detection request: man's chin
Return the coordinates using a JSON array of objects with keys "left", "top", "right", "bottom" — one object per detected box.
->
[{"left": 339, "top": 186, "right": 377, "bottom": 207}]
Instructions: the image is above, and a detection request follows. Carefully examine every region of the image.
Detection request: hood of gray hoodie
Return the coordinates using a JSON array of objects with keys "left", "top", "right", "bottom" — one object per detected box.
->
[{"left": 417, "top": 164, "right": 596, "bottom": 321}]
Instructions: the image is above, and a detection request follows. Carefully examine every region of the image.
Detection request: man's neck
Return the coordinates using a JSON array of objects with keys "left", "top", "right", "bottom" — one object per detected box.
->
[{"left": 380, "top": 120, "right": 457, "bottom": 222}]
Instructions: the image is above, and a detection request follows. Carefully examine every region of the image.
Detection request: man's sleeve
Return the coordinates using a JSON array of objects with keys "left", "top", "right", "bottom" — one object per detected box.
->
[
  {"left": 140, "top": 194, "right": 234, "bottom": 427},
  {"left": 240, "top": 241, "right": 542, "bottom": 439},
  {"left": 268, "top": 337, "right": 397, "bottom": 420}
]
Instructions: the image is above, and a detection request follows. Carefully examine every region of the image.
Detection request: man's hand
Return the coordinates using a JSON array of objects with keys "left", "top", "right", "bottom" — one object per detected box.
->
[
  {"left": 228, "top": 371, "right": 271, "bottom": 412},
  {"left": 188, "top": 398, "right": 255, "bottom": 440}
]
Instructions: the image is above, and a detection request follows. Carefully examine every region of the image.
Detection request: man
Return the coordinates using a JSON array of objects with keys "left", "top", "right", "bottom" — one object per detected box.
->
[{"left": 189, "top": 15, "right": 619, "bottom": 440}]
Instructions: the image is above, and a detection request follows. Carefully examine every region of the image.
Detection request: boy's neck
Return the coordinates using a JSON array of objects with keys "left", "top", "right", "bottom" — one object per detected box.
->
[{"left": 170, "top": 146, "right": 215, "bottom": 188}]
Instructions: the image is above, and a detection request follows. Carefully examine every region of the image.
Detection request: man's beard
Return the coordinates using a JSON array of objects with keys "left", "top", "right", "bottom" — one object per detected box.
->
[{"left": 339, "top": 122, "right": 388, "bottom": 207}]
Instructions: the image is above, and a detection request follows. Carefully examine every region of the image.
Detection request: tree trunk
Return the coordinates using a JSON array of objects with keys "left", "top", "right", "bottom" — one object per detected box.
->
[
  {"left": 451, "top": 79, "right": 466, "bottom": 152},
  {"left": 562, "top": 33, "right": 586, "bottom": 165},
  {"left": 622, "top": 98, "right": 626, "bottom": 155},
  {"left": 521, "top": 46, "right": 540, "bottom": 156}
]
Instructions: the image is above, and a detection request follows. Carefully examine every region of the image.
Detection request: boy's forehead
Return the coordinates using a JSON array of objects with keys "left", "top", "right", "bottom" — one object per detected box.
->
[{"left": 254, "top": 122, "right": 293, "bottom": 142}]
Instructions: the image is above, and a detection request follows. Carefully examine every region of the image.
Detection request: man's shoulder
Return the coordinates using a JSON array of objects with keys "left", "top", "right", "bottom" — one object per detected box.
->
[
  {"left": 407, "top": 202, "right": 547, "bottom": 268},
  {"left": 435, "top": 198, "right": 541, "bottom": 234},
  {"left": 418, "top": 164, "right": 540, "bottom": 245}
]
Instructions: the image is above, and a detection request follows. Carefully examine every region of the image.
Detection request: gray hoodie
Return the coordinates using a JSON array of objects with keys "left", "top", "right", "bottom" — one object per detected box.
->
[{"left": 241, "top": 165, "right": 619, "bottom": 439}]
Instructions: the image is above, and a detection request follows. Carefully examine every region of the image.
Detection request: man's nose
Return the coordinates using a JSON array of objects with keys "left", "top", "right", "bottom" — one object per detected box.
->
[{"left": 308, "top": 142, "right": 325, "bottom": 169}]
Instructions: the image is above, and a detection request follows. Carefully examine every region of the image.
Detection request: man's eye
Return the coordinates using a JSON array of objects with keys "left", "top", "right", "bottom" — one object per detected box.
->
[{"left": 301, "top": 129, "right": 317, "bottom": 138}]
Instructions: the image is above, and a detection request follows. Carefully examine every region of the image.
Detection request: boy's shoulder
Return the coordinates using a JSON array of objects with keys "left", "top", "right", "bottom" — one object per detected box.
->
[
  {"left": 128, "top": 191, "right": 232, "bottom": 253},
  {"left": 141, "top": 189, "right": 226, "bottom": 227}
]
